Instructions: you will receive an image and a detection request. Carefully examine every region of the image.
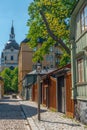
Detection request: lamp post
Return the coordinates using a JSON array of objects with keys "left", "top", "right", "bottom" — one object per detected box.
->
[{"left": 36, "top": 61, "right": 41, "bottom": 121}]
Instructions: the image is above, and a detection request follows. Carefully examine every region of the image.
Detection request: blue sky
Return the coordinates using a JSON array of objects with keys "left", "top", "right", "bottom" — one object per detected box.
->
[{"left": 0, "top": 0, "right": 33, "bottom": 55}]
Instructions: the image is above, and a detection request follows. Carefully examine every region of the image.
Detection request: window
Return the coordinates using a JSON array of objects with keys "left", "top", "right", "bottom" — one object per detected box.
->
[
  {"left": 49, "top": 46, "right": 53, "bottom": 52},
  {"left": 46, "top": 55, "right": 53, "bottom": 62},
  {"left": 77, "top": 58, "right": 84, "bottom": 83},
  {"left": 1, "top": 52, "right": 4, "bottom": 58},
  {"left": 11, "top": 56, "right": 13, "bottom": 60},
  {"left": 81, "top": 5, "right": 87, "bottom": 32},
  {"left": 5, "top": 56, "right": 7, "bottom": 61}
]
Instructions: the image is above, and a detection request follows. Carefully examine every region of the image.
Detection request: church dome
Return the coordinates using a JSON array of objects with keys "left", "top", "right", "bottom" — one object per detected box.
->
[
  {"left": 4, "top": 22, "right": 19, "bottom": 50},
  {"left": 5, "top": 40, "right": 19, "bottom": 50}
]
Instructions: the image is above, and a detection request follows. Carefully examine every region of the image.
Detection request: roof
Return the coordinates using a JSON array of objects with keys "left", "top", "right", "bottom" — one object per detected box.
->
[
  {"left": 22, "top": 68, "right": 56, "bottom": 87},
  {"left": 23, "top": 64, "right": 71, "bottom": 87},
  {"left": 27, "top": 68, "right": 56, "bottom": 76},
  {"left": 21, "top": 38, "right": 30, "bottom": 44},
  {"left": 5, "top": 40, "right": 19, "bottom": 50}
]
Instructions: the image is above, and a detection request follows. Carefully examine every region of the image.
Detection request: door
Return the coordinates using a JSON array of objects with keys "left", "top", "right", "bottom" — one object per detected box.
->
[{"left": 58, "top": 76, "right": 65, "bottom": 113}]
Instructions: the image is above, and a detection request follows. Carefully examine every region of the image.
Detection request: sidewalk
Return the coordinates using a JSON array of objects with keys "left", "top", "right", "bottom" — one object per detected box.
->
[{"left": 19, "top": 100, "right": 87, "bottom": 130}]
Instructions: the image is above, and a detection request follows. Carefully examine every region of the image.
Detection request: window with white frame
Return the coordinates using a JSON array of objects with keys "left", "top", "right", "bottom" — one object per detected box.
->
[
  {"left": 81, "top": 5, "right": 87, "bottom": 32},
  {"left": 77, "top": 58, "right": 84, "bottom": 83}
]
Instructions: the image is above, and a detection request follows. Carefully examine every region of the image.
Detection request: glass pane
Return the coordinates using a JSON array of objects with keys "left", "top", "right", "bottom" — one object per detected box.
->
[
  {"left": 77, "top": 59, "right": 84, "bottom": 82},
  {"left": 84, "top": 6, "right": 87, "bottom": 17},
  {"left": 81, "top": 24, "right": 85, "bottom": 31},
  {"left": 81, "top": 12, "right": 84, "bottom": 21},
  {"left": 81, "top": 11, "right": 85, "bottom": 31},
  {"left": 85, "top": 17, "right": 87, "bottom": 30},
  {"left": 77, "top": 61, "right": 80, "bottom": 82},
  {"left": 85, "top": 17, "right": 87, "bottom": 24}
]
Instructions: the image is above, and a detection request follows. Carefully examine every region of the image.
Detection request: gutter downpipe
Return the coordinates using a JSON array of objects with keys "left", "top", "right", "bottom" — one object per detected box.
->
[{"left": 71, "top": 40, "right": 77, "bottom": 99}]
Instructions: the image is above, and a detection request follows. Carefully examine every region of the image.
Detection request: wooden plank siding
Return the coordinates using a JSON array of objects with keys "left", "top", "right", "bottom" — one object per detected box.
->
[
  {"left": 66, "top": 72, "right": 74, "bottom": 118},
  {"left": 48, "top": 77, "right": 57, "bottom": 110},
  {"left": 42, "top": 80, "right": 47, "bottom": 106},
  {"left": 31, "top": 67, "right": 75, "bottom": 118},
  {"left": 32, "top": 84, "right": 38, "bottom": 102}
]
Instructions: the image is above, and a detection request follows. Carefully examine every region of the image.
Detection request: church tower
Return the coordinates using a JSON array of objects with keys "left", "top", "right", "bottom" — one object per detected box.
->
[
  {"left": 10, "top": 21, "right": 15, "bottom": 41},
  {"left": 1, "top": 22, "right": 19, "bottom": 70}
]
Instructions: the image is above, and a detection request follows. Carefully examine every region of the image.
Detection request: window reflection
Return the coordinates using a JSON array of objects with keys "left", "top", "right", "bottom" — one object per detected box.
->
[{"left": 81, "top": 5, "right": 87, "bottom": 32}]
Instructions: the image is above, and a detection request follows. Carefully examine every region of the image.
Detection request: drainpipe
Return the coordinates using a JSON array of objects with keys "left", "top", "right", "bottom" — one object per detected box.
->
[{"left": 71, "top": 40, "right": 76, "bottom": 99}]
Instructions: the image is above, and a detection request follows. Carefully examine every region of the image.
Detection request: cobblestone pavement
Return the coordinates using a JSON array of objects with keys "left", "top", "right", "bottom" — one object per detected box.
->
[
  {"left": 20, "top": 100, "right": 87, "bottom": 130},
  {"left": 0, "top": 95, "right": 30, "bottom": 130}
]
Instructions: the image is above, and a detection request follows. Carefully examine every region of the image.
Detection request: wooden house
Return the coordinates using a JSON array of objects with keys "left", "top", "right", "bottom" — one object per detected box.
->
[
  {"left": 70, "top": 0, "right": 87, "bottom": 123},
  {"left": 32, "top": 64, "right": 74, "bottom": 118}
]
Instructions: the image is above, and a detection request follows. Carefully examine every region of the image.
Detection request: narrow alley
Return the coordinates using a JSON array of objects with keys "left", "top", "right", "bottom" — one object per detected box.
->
[
  {"left": 0, "top": 95, "right": 87, "bottom": 130},
  {"left": 0, "top": 95, "right": 30, "bottom": 130}
]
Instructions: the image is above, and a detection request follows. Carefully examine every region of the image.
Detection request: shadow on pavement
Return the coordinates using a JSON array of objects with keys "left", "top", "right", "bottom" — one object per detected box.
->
[
  {"left": 0, "top": 99, "right": 22, "bottom": 102},
  {"left": 0, "top": 96, "right": 46, "bottom": 120},
  {"left": 21, "top": 104, "right": 47, "bottom": 118}
]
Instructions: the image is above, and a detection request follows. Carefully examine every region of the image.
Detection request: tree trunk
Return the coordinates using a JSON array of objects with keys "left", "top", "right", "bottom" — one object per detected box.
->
[{"left": 40, "top": 10, "right": 70, "bottom": 55}]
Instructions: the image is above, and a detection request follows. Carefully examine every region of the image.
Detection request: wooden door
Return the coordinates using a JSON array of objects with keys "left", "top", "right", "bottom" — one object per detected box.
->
[{"left": 58, "top": 76, "right": 65, "bottom": 113}]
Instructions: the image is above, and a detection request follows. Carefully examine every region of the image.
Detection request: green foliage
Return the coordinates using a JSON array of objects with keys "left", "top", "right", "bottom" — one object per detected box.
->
[
  {"left": 27, "top": 0, "right": 77, "bottom": 62},
  {"left": 0, "top": 67, "right": 18, "bottom": 93},
  {"left": 11, "top": 67, "right": 18, "bottom": 93},
  {"left": 59, "top": 52, "right": 70, "bottom": 67}
]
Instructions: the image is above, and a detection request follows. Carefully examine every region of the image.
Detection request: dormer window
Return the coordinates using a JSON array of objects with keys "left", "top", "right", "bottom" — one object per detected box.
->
[{"left": 81, "top": 5, "right": 87, "bottom": 32}]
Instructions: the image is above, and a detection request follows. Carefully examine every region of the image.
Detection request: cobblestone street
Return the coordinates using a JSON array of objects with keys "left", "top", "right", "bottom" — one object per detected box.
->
[
  {"left": 20, "top": 100, "right": 87, "bottom": 130},
  {"left": 0, "top": 95, "right": 87, "bottom": 130},
  {"left": 0, "top": 95, "right": 30, "bottom": 130}
]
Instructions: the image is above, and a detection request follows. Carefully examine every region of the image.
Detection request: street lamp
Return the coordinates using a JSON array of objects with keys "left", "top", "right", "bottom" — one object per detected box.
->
[{"left": 36, "top": 61, "right": 41, "bottom": 121}]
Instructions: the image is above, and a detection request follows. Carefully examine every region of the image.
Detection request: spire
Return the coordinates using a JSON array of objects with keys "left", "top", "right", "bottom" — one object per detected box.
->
[{"left": 9, "top": 20, "right": 15, "bottom": 41}]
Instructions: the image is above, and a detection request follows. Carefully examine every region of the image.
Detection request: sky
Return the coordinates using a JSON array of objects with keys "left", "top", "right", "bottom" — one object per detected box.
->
[{"left": 0, "top": 0, "right": 33, "bottom": 55}]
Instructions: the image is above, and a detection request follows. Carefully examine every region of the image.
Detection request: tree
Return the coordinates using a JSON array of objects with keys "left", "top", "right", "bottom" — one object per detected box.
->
[
  {"left": 59, "top": 52, "right": 70, "bottom": 67},
  {"left": 11, "top": 67, "right": 18, "bottom": 92},
  {"left": 27, "top": 0, "right": 78, "bottom": 62},
  {"left": 0, "top": 67, "right": 18, "bottom": 93},
  {"left": 0, "top": 68, "right": 12, "bottom": 93}
]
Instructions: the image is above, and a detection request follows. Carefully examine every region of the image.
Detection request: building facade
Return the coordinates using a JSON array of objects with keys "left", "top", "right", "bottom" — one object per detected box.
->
[
  {"left": 70, "top": 0, "right": 87, "bottom": 124},
  {"left": 1, "top": 22, "right": 19, "bottom": 70},
  {"left": 42, "top": 45, "right": 62, "bottom": 69},
  {"left": 18, "top": 38, "right": 33, "bottom": 96},
  {"left": 18, "top": 38, "right": 63, "bottom": 98}
]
